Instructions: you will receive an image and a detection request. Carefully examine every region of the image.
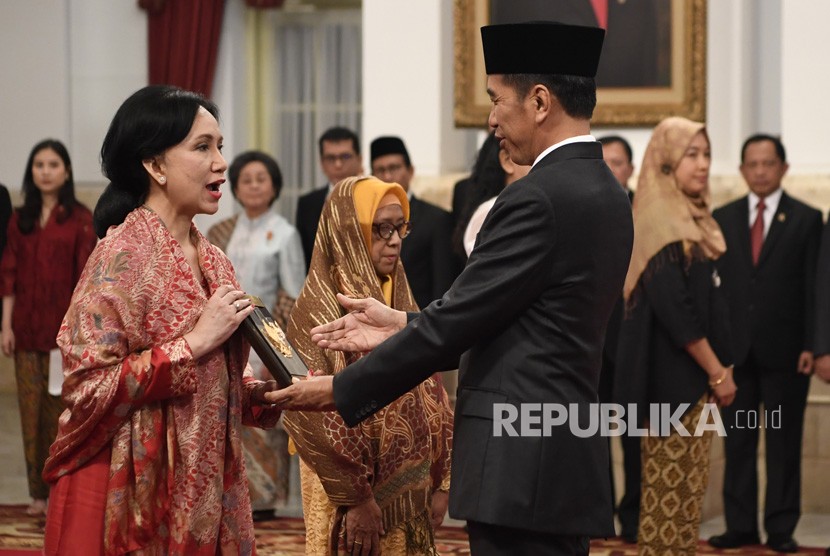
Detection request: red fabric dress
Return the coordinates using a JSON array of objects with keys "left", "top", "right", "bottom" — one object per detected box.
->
[
  {"left": 0, "top": 205, "right": 96, "bottom": 351},
  {"left": 43, "top": 207, "right": 280, "bottom": 555}
]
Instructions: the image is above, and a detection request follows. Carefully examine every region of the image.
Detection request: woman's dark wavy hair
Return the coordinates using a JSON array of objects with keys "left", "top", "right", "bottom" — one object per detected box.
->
[
  {"left": 17, "top": 139, "right": 78, "bottom": 234},
  {"left": 93, "top": 85, "right": 219, "bottom": 238},
  {"left": 451, "top": 132, "right": 507, "bottom": 259},
  {"left": 228, "top": 150, "right": 283, "bottom": 206}
]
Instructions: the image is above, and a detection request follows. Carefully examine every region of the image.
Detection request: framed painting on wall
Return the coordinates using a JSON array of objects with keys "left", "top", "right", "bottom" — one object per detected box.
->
[{"left": 454, "top": 0, "right": 707, "bottom": 127}]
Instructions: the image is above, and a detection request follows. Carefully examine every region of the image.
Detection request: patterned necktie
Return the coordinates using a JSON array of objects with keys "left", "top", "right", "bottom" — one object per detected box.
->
[{"left": 750, "top": 199, "right": 766, "bottom": 265}]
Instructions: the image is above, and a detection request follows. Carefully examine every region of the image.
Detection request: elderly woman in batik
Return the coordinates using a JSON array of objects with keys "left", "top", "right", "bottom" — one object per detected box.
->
[{"left": 284, "top": 176, "right": 453, "bottom": 555}]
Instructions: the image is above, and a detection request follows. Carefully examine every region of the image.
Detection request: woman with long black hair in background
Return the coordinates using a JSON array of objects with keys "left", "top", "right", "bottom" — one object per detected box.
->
[{"left": 0, "top": 139, "right": 96, "bottom": 516}]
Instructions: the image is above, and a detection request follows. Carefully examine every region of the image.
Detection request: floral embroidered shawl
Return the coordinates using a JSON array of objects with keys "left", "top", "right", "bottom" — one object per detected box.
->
[{"left": 44, "top": 207, "right": 280, "bottom": 555}]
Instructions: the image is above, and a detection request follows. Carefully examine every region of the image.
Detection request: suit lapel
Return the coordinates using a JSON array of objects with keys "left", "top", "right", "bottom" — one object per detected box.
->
[{"left": 756, "top": 191, "right": 789, "bottom": 269}]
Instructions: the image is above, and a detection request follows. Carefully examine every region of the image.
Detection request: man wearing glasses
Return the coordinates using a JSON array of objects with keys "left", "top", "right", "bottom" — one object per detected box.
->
[
  {"left": 370, "top": 136, "right": 459, "bottom": 310},
  {"left": 296, "top": 127, "right": 364, "bottom": 270}
]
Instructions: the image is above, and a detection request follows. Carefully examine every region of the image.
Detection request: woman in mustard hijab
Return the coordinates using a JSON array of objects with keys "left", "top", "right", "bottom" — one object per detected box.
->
[
  {"left": 284, "top": 176, "right": 453, "bottom": 555},
  {"left": 615, "top": 117, "right": 737, "bottom": 555}
]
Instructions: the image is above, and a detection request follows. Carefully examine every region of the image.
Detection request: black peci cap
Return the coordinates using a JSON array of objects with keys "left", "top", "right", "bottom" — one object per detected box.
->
[
  {"left": 370, "top": 136, "right": 410, "bottom": 163},
  {"left": 481, "top": 21, "right": 605, "bottom": 77}
]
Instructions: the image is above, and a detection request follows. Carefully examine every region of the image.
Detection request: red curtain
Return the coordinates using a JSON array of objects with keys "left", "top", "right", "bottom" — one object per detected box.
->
[
  {"left": 244, "top": 0, "right": 285, "bottom": 7},
  {"left": 139, "top": 0, "right": 226, "bottom": 98}
]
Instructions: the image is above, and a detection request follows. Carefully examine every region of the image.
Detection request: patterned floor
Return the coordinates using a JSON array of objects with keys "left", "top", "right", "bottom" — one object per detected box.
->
[
  {"left": 0, "top": 505, "right": 826, "bottom": 555},
  {"left": 0, "top": 505, "right": 472, "bottom": 555}
]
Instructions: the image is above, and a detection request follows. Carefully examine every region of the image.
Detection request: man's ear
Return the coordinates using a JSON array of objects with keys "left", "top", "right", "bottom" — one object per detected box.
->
[{"left": 532, "top": 84, "right": 552, "bottom": 122}]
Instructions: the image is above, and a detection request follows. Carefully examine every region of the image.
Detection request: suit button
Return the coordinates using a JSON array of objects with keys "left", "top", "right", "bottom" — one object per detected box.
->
[{"left": 370, "top": 401, "right": 377, "bottom": 409}]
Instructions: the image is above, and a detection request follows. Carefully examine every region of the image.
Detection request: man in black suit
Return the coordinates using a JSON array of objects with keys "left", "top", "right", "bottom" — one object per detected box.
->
[
  {"left": 709, "top": 135, "right": 821, "bottom": 553},
  {"left": 370, "top": 136, "right": 458, "bottom": 309},
  {"left": 295, "top": 127, "right": 363, "bottom": 270},
  {"left": 597, "top": 135, "right": 639, "bottom": 543},
  {"left": 268, "top": 22, "right": 633, "bottom": 555}
]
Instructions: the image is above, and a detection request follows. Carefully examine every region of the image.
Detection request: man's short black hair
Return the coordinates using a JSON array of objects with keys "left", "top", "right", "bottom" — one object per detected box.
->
[
  {"left": 598, "top": 135, "right": 634, "bottom": 164},
  {"left": 741, "top": 133, "right": 786, "bottom": 164},
  {"left": 318, "top": 126, "right": 360, "bottom": 157},
  {"left": 502, "top": 73, "right": 597, "bottom": 120}
]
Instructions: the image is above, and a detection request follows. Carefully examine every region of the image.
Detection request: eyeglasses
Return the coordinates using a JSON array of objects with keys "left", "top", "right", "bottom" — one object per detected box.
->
[
  {"left": 322, "top": 153, "right": 355, "bottom": 165},
  {"left": 372, "top": 221, "right": 412, "bottom": 240},
  {"left": 373, "top": 163, "right": 406, "bottom": 176}
]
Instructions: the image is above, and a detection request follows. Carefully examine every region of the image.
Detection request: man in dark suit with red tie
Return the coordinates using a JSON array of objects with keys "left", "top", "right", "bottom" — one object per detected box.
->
[{"left": 709, "top": 135, "right": 822, "bottom": 553}]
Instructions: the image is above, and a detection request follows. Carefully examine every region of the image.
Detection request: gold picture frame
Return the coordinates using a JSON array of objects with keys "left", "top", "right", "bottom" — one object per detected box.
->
[{"left": 453, "top": 0, "right": 707, "bottom": 127}]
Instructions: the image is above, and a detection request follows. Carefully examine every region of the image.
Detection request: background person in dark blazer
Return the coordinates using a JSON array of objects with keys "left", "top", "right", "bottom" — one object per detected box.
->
[
  {"left": 597, "top": 135, "right": 639, "bottom": 543},
  {"left": 709, "top": 134, "right": 822, "bottom": 553},
  {"left": 370, "top": 136, "right": 459, "bottom": 309},
  {"left": 268, "top": 22, "right": 633, "bottom": 555},
  {"left": 295, "top": 127, "right": 363, "bottom": 271}
]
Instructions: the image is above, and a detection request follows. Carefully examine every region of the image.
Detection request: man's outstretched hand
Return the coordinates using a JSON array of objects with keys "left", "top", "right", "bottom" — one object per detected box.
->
[
  {"left": 310, "top": 293, "right": 406, "bottom": 352},
  {"left": 264, "top": 375, "right": 337, "bottom": 411}
]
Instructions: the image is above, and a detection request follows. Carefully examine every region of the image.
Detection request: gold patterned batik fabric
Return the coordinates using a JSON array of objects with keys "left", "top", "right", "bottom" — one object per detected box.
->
[
  {"left": 284, "top": 177, "right": 453, "bottom": 555},
  {"left": 638, "top": 394, "right": 713, "bottom": 556},
  {"left": 14, "top": 350, "right": 63, "bottom": 499}
]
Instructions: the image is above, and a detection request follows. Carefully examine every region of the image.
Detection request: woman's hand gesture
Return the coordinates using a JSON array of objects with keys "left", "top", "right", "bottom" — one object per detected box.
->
[{"left": 184, "top": 285, "right": 254, "bottom": 360}]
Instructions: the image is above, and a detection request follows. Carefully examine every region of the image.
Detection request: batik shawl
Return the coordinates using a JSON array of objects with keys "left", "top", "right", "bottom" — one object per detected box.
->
[
  {"left": 283, "top": 177, "right": 453, "bottom": 553},
  {"left": 43, "top": 207, "right": 280, "bottom": 555}
]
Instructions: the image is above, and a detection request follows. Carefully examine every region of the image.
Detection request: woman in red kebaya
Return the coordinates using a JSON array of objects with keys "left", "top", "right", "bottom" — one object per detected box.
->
[{"left": 0, "top": 139, "right": 96, "bottom": 517}]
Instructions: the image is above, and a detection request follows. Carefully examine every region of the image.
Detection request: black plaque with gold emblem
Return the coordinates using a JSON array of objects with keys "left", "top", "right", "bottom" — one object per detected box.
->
[{"left": 240, "top": 295, "right": 308, "bottom": 388}]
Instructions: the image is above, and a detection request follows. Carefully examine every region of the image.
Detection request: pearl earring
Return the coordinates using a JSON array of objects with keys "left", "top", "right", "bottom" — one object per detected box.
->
[{"left": 159, "top": 176, "right": 166, "bottom": 184}]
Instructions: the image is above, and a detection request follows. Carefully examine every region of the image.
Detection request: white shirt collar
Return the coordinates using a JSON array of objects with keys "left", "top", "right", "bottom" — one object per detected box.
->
[{"left": 532, "top": 135, "right": 596, "bottom": 168}]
